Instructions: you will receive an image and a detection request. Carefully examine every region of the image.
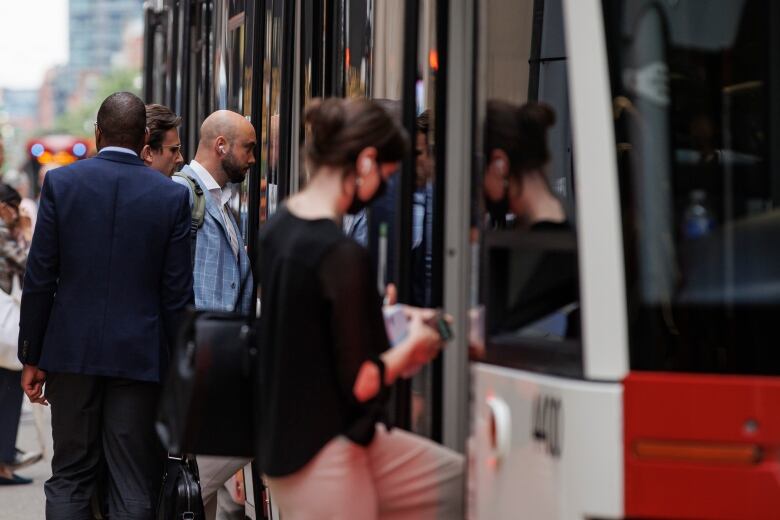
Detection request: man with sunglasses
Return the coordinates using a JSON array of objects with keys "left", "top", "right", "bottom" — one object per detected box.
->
[{"left": 143, "top": 104, "right": 185, "bottom": 177}]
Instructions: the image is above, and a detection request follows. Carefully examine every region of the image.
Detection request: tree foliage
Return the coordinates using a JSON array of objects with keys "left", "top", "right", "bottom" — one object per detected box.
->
[{"left": 50, "top": 68, "right": 142, "bottom": 137}]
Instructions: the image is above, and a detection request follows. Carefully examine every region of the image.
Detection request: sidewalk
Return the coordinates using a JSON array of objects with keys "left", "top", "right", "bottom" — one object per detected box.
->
[{"left": 0, "top": 403, "right": 48, "bottom": 519}]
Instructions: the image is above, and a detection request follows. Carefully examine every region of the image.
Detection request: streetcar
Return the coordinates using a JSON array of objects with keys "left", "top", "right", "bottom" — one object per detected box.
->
[
  {"left": 24, "top": 134, "right": 92, "bottom": 197},
  {"left": 143, "top": 0, "right": 780, "bottom": 518}
]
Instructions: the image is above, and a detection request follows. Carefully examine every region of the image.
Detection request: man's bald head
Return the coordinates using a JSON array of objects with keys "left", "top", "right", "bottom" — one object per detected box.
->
[
  {"left": 194, "top": 110, "right": 257, "bottom": 186},
  {"left": 96, "top": 92, "right": 147, "bottom": 153},
  {"left": 199, "top": 110, "right": 253, "bottom": 144}
]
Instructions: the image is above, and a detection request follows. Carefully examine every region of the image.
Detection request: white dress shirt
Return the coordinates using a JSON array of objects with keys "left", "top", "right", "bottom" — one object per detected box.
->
[{"left": 189, "top": 160, "right": 240, "bottom": 257}]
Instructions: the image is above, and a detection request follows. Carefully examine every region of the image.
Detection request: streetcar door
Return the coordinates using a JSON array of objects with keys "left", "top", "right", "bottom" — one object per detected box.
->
[{"left": 468, "top": 0, "right": 625, "bottom": 518}]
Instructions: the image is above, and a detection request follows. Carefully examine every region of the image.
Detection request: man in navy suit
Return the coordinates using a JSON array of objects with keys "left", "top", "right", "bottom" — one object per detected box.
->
[{"left": 18, "top": 92, "right": 193, "bottom": 519}]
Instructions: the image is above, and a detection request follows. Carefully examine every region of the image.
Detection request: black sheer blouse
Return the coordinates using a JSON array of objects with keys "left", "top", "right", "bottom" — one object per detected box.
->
[{"left": 255, "top": 207, "right": 390, "bottom": 477}]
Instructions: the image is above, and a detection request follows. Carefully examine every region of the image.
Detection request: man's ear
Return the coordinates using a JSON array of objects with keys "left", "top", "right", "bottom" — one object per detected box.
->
[
  {"left": 216, "top": 136, "right": 227, "bottom": 155},
  {"left": 141, "top": 144, "right": 153, "bottom": 165}
]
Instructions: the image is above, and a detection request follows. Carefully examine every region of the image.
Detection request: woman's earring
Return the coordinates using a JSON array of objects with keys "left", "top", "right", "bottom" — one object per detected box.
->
[{"left": 356, "top": 177, "right": 364, "bottom": 186}]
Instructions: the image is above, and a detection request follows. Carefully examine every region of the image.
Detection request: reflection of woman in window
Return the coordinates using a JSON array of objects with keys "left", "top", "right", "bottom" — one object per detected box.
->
[
  {"left": 483, "top": 101, "right": 579, "bottom": 336},
  {"left": 483, "top": 100, "right": 565, "bottom": 229}
]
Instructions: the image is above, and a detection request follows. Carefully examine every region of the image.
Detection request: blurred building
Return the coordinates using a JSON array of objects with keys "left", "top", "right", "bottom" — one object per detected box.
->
[
  {"left": 0, "top": 88, "right": 40, "bottom": 172},
  {"left": 38, "top": 66, "right": 70, "bottom": 129},
  {"left": 113, "top": 18, "right": 145, "bottom": 71},
  {"left": 0, "top": 89, "right": 38, "bottom": 136},
  {"left": 38, "top": 0, "right": 144, "bottom": 127},
  {"left": 69, "top": 0, "right": 145, "bottom": 74}
]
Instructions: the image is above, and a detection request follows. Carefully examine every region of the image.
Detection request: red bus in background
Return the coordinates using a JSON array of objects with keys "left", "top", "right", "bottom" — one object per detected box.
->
[{"left": 25, "top": 135, "right": 92, "bottom": 196}]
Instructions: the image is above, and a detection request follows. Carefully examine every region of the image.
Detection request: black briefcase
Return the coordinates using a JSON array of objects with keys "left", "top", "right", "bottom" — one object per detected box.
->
[
  {"left": 156, "top": 307, "right": 257, "bottom": 457},
  {"left": 156, "top": 454, "right": 206, "bottom": 520}
]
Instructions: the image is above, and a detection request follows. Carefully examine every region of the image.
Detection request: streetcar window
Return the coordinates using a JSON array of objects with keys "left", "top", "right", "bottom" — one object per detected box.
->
[
  {"left": 472, "top": 0, "right": 581, "bottom": 377},
  {"left": 604, "top": 0, "right": 780, "bottom": 374}
]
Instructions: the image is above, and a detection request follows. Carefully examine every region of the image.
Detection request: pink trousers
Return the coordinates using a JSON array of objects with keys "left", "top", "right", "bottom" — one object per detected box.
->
[{"left": 265, "top": 425, "right": 464, "bottom": 519}]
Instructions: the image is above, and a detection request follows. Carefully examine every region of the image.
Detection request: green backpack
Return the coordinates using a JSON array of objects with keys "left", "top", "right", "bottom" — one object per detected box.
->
[{"left": 173, "top": 172, "right": 206, "bottom": 263}]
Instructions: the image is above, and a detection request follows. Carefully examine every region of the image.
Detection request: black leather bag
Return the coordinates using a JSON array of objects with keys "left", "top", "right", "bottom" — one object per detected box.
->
[
  {"left": 156, "top": 454, "right": 206, "bottom": 520},
  {"left": 156, "top": 306, "right": 257, "bottom": 457}
]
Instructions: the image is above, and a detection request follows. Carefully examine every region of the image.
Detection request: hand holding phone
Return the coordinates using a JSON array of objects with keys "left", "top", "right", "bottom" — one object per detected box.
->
[{"left": 426, "top": 311, "right": 453, "bottom": 342}]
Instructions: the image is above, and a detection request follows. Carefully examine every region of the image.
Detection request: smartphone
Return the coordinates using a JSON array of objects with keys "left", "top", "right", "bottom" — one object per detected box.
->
[
  {"left": 383, "top": 305, "right": 408, "bottom": 346},
  {"left": 428, "top": 312, "right": 453, "bottom": 342}
]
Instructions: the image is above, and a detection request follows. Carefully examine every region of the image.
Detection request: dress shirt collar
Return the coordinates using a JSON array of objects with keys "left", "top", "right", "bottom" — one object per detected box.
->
[
  {"left": 189, "top": 160, "right": 232, "bottom": 206},
  {"left": 99, "top": 146, "right": 137, "bottom": 156}
]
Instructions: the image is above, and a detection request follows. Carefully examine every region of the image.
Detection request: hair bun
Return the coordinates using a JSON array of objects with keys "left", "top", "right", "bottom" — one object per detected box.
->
[
  {"left": 302, "top": 97, "right": 408, "bottom": 173},
  {"left": 518, "top": 102, "right": 556, "bottom": 130},
  {"left": 305, "top": 98, "right": 346, "bottom": 143}
]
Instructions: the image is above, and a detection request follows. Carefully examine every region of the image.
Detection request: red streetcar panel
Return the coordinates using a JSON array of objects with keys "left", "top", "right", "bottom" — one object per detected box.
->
[{"left": 624, "top": 372, "right": 780, "bottom": 519}]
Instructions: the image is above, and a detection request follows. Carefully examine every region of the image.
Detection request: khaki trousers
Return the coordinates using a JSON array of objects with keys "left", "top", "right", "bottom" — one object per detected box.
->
[
  {"left": 197, "top": 455, "right": 252, "bottom": 520},
  {"left": 265, "top": 425, "right": 464, "bottom": 520}
]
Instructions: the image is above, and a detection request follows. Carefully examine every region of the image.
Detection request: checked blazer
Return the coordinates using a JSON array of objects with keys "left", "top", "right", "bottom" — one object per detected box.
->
[{"left": 173, "top": 164, "right": 253, "bottom": 315}]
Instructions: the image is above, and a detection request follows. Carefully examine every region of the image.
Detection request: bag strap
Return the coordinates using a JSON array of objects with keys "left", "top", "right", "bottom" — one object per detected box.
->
[
  {"left": 173, "top": 173, "right": 206, "bottom": 265},
  {"left": 233, "top": 249, "right": 251, "bottom": 316}
]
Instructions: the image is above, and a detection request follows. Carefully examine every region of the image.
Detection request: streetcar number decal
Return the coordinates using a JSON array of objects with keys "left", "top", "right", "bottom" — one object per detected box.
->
[{"left": 532, "top": 395, "right": 562, "bottom": 457}]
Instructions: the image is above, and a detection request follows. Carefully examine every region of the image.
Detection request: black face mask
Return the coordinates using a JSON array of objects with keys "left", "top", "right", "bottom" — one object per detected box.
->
[
  {"left": 484, "top": 190, "right": 509, "bottom": 225},
  {"left": 347, "top": 177, "right": 388, "bottom": 215}
]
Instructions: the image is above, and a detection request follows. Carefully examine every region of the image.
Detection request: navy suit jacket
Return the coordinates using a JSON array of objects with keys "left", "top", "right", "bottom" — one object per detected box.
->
[{"left": 17, "top": 150, "right": 194, "bottom": 382}]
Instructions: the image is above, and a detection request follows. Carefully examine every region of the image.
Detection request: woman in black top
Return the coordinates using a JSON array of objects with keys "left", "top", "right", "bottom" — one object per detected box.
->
[{"left": 256, "top": 98, "right": 463, "bottom": 519}]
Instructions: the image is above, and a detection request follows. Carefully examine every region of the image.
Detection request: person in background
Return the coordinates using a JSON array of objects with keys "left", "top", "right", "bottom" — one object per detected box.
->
[
  {"left": 343, "top": 107, "right": 434, "bottom": 431},
  {"left": 343, "top": 106, "right": 434, "bottom": 308},
  {"left": 142, "top": 104, "right": 185, "bottom": 177},
  {"left": 0, "top": 183, "right": 41, "bottom": 486},
  {"left": 18, "top": 92, "right": 193, "bottom": 519},
  {"left": 257, "top": 97, "right": 463, "bottom": 519},
  {"left": 0, "top": 185, "right": 29, "bottom": 294},
  {"left": 172, "top": 110, "right": 255, "bottom": 520},
  {"left": 343, "top": 100, "right": 401, "bottom": 282},
  {"left": 411, "top": 109, "right": 434, "bottom": 307}
]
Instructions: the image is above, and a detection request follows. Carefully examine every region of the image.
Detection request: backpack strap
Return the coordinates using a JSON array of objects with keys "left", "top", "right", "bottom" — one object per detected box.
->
[{"left": 173, "top": 172, "right": 206, "bottom": 265}]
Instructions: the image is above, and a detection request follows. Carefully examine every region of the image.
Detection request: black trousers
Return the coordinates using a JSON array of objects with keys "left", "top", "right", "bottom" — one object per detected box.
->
[
  {"left": 44, "top": 373, "right": 165, "bottom": 520},
  {"left": 0, "top": 367, "right": 23, "bottom": 464}
]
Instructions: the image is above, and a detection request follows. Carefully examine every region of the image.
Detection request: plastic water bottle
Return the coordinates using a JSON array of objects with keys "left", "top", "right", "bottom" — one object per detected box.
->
[{"left": 683, "top": 190, "right": 714, "bottom": 239}]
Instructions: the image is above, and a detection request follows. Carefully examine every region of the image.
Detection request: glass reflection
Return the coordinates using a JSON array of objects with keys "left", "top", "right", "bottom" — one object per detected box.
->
[
  {"left": 259, "top": 1, "right": 284, "bottom": 221},
  {"left": 605, "top": 0, "right": 780, "bottom": 375},
  {"left": 471, "top": 0, "right": 581, "bottom": 371},
  {"left": 482, "top": 101, "right": 579, "bottom": 337},
  {"left": 408, "top": 0, "right": 439, "bottom": 438},
  {"left": 346, "top": 0, "right": 372, "bottom": 97}
]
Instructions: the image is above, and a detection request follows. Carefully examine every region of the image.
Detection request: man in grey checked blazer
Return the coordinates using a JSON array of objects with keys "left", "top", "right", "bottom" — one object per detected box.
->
[{"left": 172, "top": 110, "right": 255, "bottom": 519}]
